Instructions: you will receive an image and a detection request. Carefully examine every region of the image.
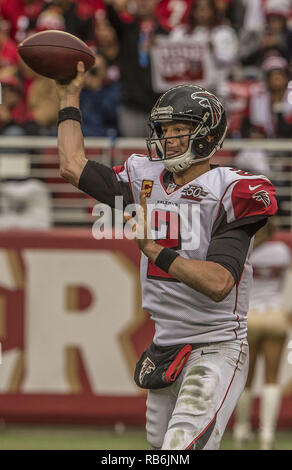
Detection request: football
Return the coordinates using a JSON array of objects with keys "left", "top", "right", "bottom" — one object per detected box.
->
[{"left": 18, "top": 30, "right": 95, "bottom": 82}]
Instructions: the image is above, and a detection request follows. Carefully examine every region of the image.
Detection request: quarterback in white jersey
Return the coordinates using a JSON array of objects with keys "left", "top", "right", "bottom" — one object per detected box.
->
[
  {"left": 55, "top": 63, "right": 277, "bottom": 450},
  {"left": 114, "top": 156, "right": 277, "bottom": 346}
]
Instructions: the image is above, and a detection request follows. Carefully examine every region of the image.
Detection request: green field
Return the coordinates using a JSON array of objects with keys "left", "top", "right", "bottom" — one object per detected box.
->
[{"left": 0, "top": 425, "right": 292, "bottom": 450}]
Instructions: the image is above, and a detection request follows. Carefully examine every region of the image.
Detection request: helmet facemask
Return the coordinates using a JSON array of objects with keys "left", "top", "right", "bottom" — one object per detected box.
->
[{"left": 146, "top": 118, "right": 207, "bottom": 173}]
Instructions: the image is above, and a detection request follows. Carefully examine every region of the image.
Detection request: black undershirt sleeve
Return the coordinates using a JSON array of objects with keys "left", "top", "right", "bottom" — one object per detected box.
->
[
  {"left": 206, "top": 217, "right": 268, "bottom": 284},
  {"left": 78, "top": 160, "right": 133, "bottom": 209}
]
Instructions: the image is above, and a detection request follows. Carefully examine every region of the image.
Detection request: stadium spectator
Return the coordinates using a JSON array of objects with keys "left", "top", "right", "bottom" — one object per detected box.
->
[
  {"left": 242, "top": 55, "right": 292, "bottom": 231},
  {"left": 27, "top": 76, "right": 59, "bottom": 135},
  {"left": 18, "top": 57, "right": 39, "bottom": 108},
  {"left": 218, "top": 75, "right": 264, "bottom": 138},
  {"left": 36, "top": 0, "right": 94, "bottom": 42},
  {"left": 0, "top": 73, "right": 38, "bottom": 136},
  {"left": 155, "top": 0, "right": 192, "bottom": 32},
  {"left": 104, "top": 0, "right": 168, "bottom": 137},
  {"left": 82, "top": 0, "right": 105, "bottom": 11},
  {"left": 214, "top": 0, "right": 245, "bottom": 32},
  {"left": 239, "top": 0, "right": 292, "bottom": 69},
  {"left": 34, "top": 4, "right": 66, "bottom": 32},
  {"left": 233, "top": 219, "right": 291, "bottom": 450},
  {"left": 0, "top": 179, "right": 52, "bottom": 229},
  {"left": 93, "top": 9, "right": 120, "bottom": 82},
  {"left": 0, "top": 17, "right": 19, "bottom": 70},
  {"left": 79, "top": 54, "right": 121, "bottom": 137},
  {"left": 247, "top": 55, "right": 292, "bottom": 138},
  {"left": 0, "top": 0, "right": 44, "bottom": 42},
  {"left": 258, "top": 55, "right": 292, "bottom": 230},
  {"left": 168, "top": 0, "right": 239, "bottom": 95}
]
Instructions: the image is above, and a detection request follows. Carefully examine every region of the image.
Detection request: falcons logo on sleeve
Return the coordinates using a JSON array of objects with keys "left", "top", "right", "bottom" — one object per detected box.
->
[{"left": 252, "top": 190, "right": 271, "bottom": 208}]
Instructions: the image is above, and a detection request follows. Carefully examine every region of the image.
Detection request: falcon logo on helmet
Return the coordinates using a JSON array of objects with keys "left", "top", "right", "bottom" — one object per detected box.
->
[
  {"left": 191, "top": 91, "right": 223, "bottom": 129},
  {"left": 146, "top": 84, "right": 228, "bottom": 174}
]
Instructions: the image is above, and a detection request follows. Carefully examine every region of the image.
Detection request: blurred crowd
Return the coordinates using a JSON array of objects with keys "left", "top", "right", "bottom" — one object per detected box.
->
[
  {"left": 0, "top": 0, "right": 291, "bottom": 140},
  {"left": 0, "top": 0, "right": 292, "bottom": 228}
]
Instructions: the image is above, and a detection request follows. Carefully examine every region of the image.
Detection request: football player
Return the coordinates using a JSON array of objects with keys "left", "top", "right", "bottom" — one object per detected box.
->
[
  {"left": 55, "top": 61, "right": 277, "bottom": 450},
  {"left": 233, "top": 219, "right": 291, "bottom": 450}
]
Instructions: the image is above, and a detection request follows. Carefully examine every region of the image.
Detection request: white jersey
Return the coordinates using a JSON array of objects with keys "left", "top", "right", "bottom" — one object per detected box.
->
[
  {"left": 248, "top": 240, "right": 291, "bottom": 313},
  {"left": 115, "top": 155, "right": 277, "bottom": 346}
]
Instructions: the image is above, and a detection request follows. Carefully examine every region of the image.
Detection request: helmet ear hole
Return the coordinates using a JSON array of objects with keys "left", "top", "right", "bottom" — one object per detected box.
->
[{"left": 191, "top": 138, "right": 211, "bottom": 158}]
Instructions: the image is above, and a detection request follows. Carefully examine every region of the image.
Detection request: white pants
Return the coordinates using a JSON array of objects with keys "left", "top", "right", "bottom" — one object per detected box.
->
[{"left": 146, "top": 339, "right": 249, "bottom": 450}]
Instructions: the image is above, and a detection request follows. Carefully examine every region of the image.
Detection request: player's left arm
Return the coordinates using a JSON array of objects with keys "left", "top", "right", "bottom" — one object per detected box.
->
[{"left": 149, "top": 244, "right": 235, "bottom": 303}]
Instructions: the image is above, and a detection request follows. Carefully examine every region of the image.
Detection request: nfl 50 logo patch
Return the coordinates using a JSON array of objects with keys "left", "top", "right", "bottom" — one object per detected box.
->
[
  {"left": 142, "top": 180, "right": 154, "bottom": 197},
  {"left": 181, "top": 185, "right": 208, "bottom": 202}
]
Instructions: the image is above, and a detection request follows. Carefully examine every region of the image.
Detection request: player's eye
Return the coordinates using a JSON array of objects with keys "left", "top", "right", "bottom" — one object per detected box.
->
[
  {"left": 161, "top": 127, "right": 182, "bottom": 135},
  {"left": 175, "top": 127, "right": 188, "bottom": 134},
  {"left": 161, "top": 126, "right": 170, "bottom": 136}
]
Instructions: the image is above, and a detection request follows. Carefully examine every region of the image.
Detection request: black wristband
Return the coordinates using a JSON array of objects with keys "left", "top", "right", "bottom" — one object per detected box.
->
[
  {"left": 154, "top": 247, "right": 179, "bottom": 273},
  {"left": 57, "top": 107, "right": 82, "bottom": 126}
]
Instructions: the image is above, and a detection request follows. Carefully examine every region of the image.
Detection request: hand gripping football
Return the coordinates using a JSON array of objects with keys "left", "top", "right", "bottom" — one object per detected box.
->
[{"left": 18, "top": 30, "right": 95, "bottom": 82}]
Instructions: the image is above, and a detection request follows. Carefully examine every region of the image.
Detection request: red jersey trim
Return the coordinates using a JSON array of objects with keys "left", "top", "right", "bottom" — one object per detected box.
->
[
  {"left": 113, "top": 156, "right": 136, "bottom": 204},
  {"left": 112, "top": 164, "right": 125, "bottom": 175},
  {"left": 215, "top": 180, "right": 239, "bottom": 221}
]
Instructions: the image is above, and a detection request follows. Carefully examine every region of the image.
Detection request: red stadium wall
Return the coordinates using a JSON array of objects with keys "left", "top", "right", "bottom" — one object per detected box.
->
[
  {"left": 0, "top": 229, "right": 154, "bottom": 425},
  {"left": 0, "top": 229, "right": 291, "bottom": 428}
]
